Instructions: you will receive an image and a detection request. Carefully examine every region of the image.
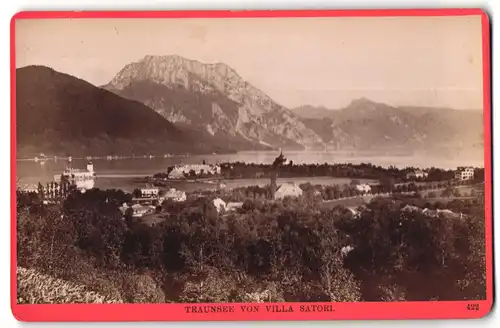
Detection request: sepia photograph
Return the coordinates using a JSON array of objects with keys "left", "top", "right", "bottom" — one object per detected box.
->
[{"left": 13, "top": 11, "right": 489, "bottom": 315}]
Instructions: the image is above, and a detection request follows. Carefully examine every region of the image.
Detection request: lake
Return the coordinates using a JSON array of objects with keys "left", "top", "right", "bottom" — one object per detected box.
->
[{"left": 15, "top": 150, "right": 483, "bottom": 192}]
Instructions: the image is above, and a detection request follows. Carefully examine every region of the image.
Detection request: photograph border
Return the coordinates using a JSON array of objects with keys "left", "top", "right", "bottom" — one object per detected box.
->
[{"left": 10, "top": 8, "right": 493, "bottom": 322}]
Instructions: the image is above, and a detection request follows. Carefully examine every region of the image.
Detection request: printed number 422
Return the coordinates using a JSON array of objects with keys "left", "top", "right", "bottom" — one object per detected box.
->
[{"left": 467, "top": 304, "right": 479, "bottom": 311}]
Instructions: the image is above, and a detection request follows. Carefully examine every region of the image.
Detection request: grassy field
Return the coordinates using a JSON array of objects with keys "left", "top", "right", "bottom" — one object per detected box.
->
[
  {"left": 419, "top": 185, "right": 478, "bottom": 197},
  {"left": 320, "top": 195, "right": 376, "bottom": 209}
]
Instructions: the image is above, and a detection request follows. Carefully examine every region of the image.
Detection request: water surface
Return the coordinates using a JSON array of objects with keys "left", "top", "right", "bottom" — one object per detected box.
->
[{"left": 16, "top": 151, "right": 483, "bottom": 191}]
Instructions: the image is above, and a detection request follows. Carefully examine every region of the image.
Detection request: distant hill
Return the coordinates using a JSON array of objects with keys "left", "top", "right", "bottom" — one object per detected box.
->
[
  {"left": 294, "top": 98, "right": 484, "bottom": 157},
  {"left": 16, "top": 66, "right": 236, "bottom": 157},
  {"left": 291, "top": 105, "right": 337, "bottom": 119},
  {"left": 102, "top": 55, "right": 323, "bottom": 151}
]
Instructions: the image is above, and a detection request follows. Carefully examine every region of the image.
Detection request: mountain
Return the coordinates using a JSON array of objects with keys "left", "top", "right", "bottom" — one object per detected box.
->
[
  {"left": 102, "top": 55, "right": 323, "bottom": 151},
  {"left": 295, "top": 98, "right": 484, "bottom": 156},
  {"left": 16, "top": 65, "right": 236, "bottom": 158},
  {"left": 291, "top": 105, "right": 337, "bottom": 119}
]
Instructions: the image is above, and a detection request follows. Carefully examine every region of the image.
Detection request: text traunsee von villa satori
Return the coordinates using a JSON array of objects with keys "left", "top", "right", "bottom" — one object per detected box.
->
[{"left": 185, "top": 304, "right": 335, "bottom": 314}]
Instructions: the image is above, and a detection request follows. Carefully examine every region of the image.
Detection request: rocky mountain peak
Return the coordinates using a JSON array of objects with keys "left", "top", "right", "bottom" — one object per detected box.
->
[
  {"left": 103, "top": 55, "right": 324, "bottom": 150},
  {"left": 107, "top": 54, "right": 264, "bottom": 107}
]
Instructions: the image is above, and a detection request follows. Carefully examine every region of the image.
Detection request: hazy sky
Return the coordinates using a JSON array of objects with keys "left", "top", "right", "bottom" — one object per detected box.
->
[{"left": 15, "top": 15, "right": 484, "bottom": 110}]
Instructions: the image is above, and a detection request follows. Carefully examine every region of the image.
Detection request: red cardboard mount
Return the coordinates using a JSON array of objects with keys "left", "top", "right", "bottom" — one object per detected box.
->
[{"left": 11, "top": 9, "right": 493, "bottom": 322}]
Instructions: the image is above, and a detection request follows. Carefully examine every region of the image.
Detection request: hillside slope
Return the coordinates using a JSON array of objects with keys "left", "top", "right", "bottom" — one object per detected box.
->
[{"left": 16, "top": 65, "right": 235, "bottom": 157}]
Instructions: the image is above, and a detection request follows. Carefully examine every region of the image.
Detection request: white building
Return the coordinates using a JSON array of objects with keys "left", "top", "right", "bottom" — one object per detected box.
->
[
  {"left": 406, "top": 170, "right": 428, "bottom": 180},
  {"left": 402, "top": 204, "right": 422, "bottom": 213},
  {"left": 436, "top": 209, "right": 462, "bottom": 219},
  {"left": 167, "top": 168, "right": 186, "bottom": 180},
  {"left": 226, "top": 202, "right": 244, "bottom": 212},
  {"left": 131, "top": 204, "right": 155, "bottom": 217},
  {"left": 355, "top": 184, "right": 372, "bottom": 193},
  {"left": 274, "top": 183, "right": 303, "bottom": 200},
  {"left": 212, "top": 198, "right": 227, "bottom": 213},
  {"left": 119, "top": 203, "right": 155, "bottom": 218},
  {"left": 164, "top": 188, "right": 187, "bottom": 202},
  {"left": 17, "top": 184, "right": 39, "bottom": 193},
  {"left": 402, "top": 205, "right": 462, "bottom": 219},
  {"left": 167, "top": 164, "right": 221, "bottom": 180},
  {"left": 455, "top": 167, "right": 475, "bottom": 180},
  {"left": 140, "top": 187, "right": 159, "bottom": 198},
  {"left": 54, "top": 161, "right": 95, "bottom": 191}
]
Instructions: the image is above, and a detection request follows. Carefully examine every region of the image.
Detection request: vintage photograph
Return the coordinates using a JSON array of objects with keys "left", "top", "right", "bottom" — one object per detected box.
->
[{"left": 15, "top": 14, "right": 486, "bottom": 305}]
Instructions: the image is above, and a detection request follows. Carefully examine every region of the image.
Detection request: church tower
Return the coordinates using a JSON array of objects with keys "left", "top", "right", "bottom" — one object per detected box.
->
[{"left": 270, "top": 149, "right": 286, "bottom": 200}]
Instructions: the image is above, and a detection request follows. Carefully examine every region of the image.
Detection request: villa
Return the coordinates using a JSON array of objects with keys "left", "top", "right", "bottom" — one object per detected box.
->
[
  {"left": 167, "top": 163, "right": 221, "bottom": 180},
  {"left": 455, "top": 167, "right": 475, "bottom": 180},
  {"left": 54, "top": 161, "right": 96, "bottom": 191},
  {"left": 274, "top": 183, "right": 303, "bottom": 200},
  {"left": 406, "top": 170, "right": 428, "bottom": 180},
  {"left": 140, "top": 187, "right": 159, "bottom": 198},
  {"left": 119, "top": 203, "right": 156, "bottom": 218},
  {"left": 355, "top": 184, "right": 372, "bottom": 194},
  {"left": 164, "top": 188, "right": 187, "bottom": 202}
]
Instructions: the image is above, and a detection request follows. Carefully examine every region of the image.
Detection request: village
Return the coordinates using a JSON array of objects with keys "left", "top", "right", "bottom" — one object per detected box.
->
[
  {"left": 15, "top": 152, "right": 487, "bottom": 305},
  {"left": 16, "top": 150, "right": 484, "bottom": 229},
  {"left": 13, "top": 11, "right": 489, "bottom": 309}
]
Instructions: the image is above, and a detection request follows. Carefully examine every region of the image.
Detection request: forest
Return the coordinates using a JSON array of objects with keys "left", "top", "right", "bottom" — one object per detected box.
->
[
  {"left": 16, "top": 183, "right": 486, "bottom": 303},
  {"left": 218, "top": 162, "right": 472, "bottom": 181},
  {"left": 152, "top": 162, "right": 484, "bottom": 187}
]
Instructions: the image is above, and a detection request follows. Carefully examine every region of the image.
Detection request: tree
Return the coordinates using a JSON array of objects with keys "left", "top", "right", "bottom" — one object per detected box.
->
[
  {"left": 378, "top": 177, "right": 395, "bottom": 193},
  {"left": 124, "top": 207, "right": 134, "bottom": 225},
  {"left": 452, "top": 188, "right": 462, "bottom": 198},
  {"left": 63, "top": 190, "right": 129, "bottom": 268},
  {"left": 441, "top": 187, "right": 454, "bottom": 198},
  {"left": 132, "top": 188, "right": 142, "bottom": 198},
  {"left": 242, "top": 199, "right": 256, "bottom": 212},
  {"left": 178, "top": 268, "right": 238, "bottom": 303},
  {"left": 427, "top": 191, "right": 437, "bottom": 198},
  {"left": 318, "top": 218, "right": 362, "bottom": 302},
  {"left": 37, "top": 183, "right": 45, "bottom": 200}
]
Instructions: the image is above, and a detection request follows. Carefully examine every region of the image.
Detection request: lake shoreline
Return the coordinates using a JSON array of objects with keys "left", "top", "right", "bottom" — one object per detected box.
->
[{"left": 16, "top": 151, "right": 484, "bottom": 193}]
